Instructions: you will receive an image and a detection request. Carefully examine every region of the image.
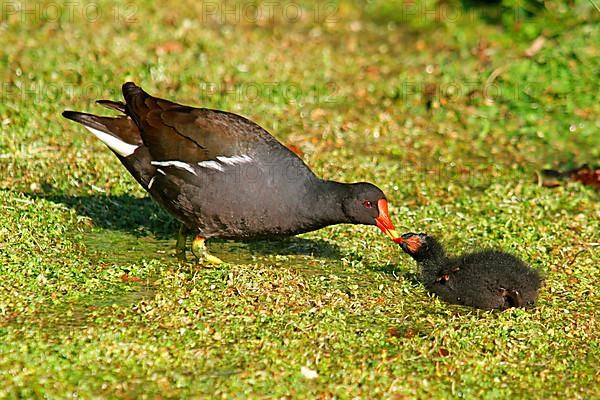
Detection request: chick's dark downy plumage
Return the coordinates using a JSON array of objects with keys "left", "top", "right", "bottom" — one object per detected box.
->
[{"left": 397, "top": 233, "right": 541, "bottom": 310}]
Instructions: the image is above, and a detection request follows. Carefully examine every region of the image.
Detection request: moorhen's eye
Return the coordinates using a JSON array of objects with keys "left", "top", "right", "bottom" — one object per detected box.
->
[{"left": 363, "top": 200, "right": 373, "bottom": 208}]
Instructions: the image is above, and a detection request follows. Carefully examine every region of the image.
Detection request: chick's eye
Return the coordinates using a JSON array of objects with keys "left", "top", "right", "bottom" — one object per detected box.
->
[{"left": 363, "top": 200, "right": 373, "bottom": 208}]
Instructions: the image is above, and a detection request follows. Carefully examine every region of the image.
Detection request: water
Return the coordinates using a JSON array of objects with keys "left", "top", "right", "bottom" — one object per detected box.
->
[{"left": 12, "top": 227, "right": 356, "bottom": 335}]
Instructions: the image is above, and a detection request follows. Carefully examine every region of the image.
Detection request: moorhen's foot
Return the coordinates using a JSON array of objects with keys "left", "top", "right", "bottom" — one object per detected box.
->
[
  {"left": 191, "top": 235, "right": 224, "bottom": 265},
  {"left": 501, "top": 288, "right": 524, "bottom": 308},
  {"left": 175, "top": 224, "right": 189, "bottom": 262}
]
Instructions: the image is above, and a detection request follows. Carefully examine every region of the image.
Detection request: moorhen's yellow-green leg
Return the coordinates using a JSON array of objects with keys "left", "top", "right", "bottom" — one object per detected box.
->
[
  {"left": 191, "top": 234, "right": 224, "bottom": 265},
  {"left": 176, "top": 224, "right": 189, "bottom": 262}
]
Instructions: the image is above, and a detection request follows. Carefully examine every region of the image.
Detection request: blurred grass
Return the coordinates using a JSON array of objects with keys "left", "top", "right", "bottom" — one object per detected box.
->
[{"left": 0, "top": 0, "right": 598, "bottom": 398}]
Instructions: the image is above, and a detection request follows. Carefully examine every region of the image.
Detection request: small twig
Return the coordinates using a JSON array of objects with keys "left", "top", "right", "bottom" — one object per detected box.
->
[
  {"left": 565, "top": 249, "right": 587, "bottom": 268},
  {"left": 486, "top": 65, "right": 508, "bottom": 85},
  {"left": 524, "top": 36, "right": 546, "bottom": 58},
  {"left": 486, "top": 35, "right": 547, "bottom": 86}
]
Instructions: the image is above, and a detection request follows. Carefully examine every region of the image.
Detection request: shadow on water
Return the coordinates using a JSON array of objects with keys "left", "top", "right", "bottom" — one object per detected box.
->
[
  {"left": 86, "top": 228, "right": 342, "bottom": 265},
  {"left": 23, "top": 191, "right": 342, "bottom": 261},
  {"left": 31, "top": 192, "right": 178, "bottom": 239}
]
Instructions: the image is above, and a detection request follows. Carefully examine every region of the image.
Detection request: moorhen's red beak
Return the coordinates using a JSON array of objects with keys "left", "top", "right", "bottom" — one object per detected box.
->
[{"left": 375, "top": 199, "right": 399, "bottom": 240}]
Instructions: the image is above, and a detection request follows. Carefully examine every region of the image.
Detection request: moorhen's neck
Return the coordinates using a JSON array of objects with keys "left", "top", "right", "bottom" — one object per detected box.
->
[{"left": 309, "top": 180, "right": 356, "bottom": 224}]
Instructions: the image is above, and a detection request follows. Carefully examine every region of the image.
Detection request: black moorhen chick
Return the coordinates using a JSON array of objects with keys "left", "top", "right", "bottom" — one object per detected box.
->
[
  {"left": 396, "top": 233, "right": 541, "bottom": 310},
  {"left": 62, "top": 82, "right": 399, "bottom": 263}
]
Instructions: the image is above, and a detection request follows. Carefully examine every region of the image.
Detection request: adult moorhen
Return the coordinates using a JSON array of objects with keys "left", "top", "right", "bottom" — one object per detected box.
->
[
  {"left": 63, "top": 82, "right": 399, "bottom": 263},
  {"left": 396, "top": 233, "right": 541, "bottom": 310}
]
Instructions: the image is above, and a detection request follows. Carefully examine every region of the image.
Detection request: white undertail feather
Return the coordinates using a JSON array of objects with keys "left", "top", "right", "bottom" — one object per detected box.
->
[
  {"left": 151, "top": 160, "right": 198, "bottom": 176},
  {"left": 85, "top": 126, "right": 139, "bottom": 157}
]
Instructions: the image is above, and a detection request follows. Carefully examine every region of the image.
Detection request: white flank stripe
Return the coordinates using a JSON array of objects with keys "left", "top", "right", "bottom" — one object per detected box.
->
[
  {"left": 148, "top": 176, "right": 156, "bottom": 189},
  {"left": 197, "top": 154, "right": 252, "bottom": 172},
  {"left": 151, "top": 160, "right": 198, "bottom": 175},
  {"left": 85, "top": 126, "right": 139, "bottom": 157},
  {"left": 157, "top": 168, "right": 166, "bottom": 175},
  {"left": 216, "top": 154, "right": 253, "bottom": 165},
  {"left": 198, "top": 160, "right": 224, "bottom": 172}
]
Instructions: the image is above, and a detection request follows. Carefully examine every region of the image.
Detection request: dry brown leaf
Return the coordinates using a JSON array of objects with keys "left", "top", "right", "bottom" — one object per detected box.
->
[
  {"left": 120, "top": 273, "right": 142, "bottom": 283},
  {"left": 438, "top": 348, "right": 450, "bottom": 357},
  {"left": 155, "top": 41, "right": 184, "bottom": 55}
]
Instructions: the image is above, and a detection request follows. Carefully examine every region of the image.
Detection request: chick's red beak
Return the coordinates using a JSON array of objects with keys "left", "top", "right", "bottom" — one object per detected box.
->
[{"left": 375, "top": 199, "right": 399, "bottom": 240}]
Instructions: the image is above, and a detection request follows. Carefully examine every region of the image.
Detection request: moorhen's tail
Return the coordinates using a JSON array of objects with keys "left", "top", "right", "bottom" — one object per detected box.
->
[
  {"left": 96, "top": 99, "right": 127, "bottom": 114},
  {"left": 62, "top": 110, "right": 142, "bottom": 156},
  {"left": 121, "top": 82, "right": 184, "bottom": 127},
  {"left": 61, "top": 110, "right": 156, "bottom": 189}
]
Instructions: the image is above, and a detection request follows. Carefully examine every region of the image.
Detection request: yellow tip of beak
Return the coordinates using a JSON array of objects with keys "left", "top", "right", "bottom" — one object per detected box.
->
[{"left": 385, "top": 229, "right": 399, "bottom": 240}]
